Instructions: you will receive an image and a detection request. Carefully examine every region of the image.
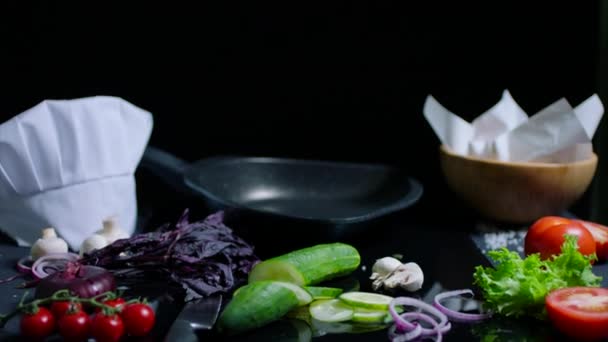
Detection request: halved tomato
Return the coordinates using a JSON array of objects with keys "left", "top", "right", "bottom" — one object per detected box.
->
[
  {"left": 574, "top": 220, "right": 608, "bottom": 261},
  {"left": 546, "top": 287, "right": 608, "bottom": 341}
]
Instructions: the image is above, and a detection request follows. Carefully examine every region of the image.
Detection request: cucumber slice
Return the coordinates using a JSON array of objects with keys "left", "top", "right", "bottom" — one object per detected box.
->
[
  {"left": 339, "top": 292, "right": 394, "bottom": 310},
  {"left": 217, "top": 281, "right": 300, "bottom": 335},
  {"left": 311, "top": 320, "right": 387, "bottom": 337},
  {"left": 286, "top": 305, "right": 312, "bottom": 323},
  {"left": 352, "top": 309, "right": 389, "bottom": 323},
  {"left": 249, "top": 243, "right": 360, "bottom": 286},
  {"left": 275, "top": 282, "right": 313, "bottom": 306},
  {"left": 304, "top": 286, "right": 343, "bottom": 300},
  {"left": 309, "top": 299, "right": 354, "bottom": 323}
]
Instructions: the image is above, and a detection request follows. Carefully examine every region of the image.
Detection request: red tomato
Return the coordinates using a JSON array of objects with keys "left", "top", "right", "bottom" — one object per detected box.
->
[
  {"left": 58, "top": 310, "right": 90, "bottom": 342},
  {"left": 51, "top": 301, "right": 83, "bottom": 318},
  {"left": 121, "top": 303, "right": 155, "bottom": 336},
  {"left": 91, "top": 313, "right": 124, "bottom": 342},
  {"left": 546, "top": 287, "right": 608, "bottom": 341},
  {"left": 20, "top": 306, "right": 55, "bottom": 340},
  {"left": 526, "top": 216, "right": 572, "bottom": 242},
  {"left": 525, "top": 218, "right": 596, "bottom": 260},
  {"left": 575, "top": 220, "right": 608, "bottom": 261},
  {"left": 96, "top": 297, "right": 126, "bottom": 312}
]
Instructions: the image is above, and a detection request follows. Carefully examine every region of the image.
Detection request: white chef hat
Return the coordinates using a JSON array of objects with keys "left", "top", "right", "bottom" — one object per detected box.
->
[{"left": 0, "top": 96, "right": 153, "bottom": 249}]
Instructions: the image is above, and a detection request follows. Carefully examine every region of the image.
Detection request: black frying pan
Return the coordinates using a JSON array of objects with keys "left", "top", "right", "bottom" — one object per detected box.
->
[{"left": 140, "top": 147, "right": 423, "bottom": 254}]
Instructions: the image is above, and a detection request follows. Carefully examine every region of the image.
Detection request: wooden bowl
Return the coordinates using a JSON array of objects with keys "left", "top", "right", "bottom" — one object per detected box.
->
[{"left": 439, "top": 144, "right": 598, "bottom": 223}]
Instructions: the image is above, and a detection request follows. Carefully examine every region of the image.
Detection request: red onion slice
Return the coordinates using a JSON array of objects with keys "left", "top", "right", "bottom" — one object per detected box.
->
[
  {"left": 31, "top": 253, "right": 80, "bottom": 279},
  {"left": 389, "top": 297, "right": 451, "bottom": 342},
  {"left": 433, "top": 289, "right": 491, "bottom": 322},
  {"left": 400, "top": 312, "right": 451, "bottom": 336},
  {"left": 388, "top": 323, "right": 422, "bottom": 342},
  {"left": 390, "top": 297, "right": 449, "bottom": 331},
  {"left": 16, "top": 256, "right": 33, "bottom": 274}
]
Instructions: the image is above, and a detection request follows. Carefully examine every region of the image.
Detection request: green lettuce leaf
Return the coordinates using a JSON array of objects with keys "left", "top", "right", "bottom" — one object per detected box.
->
[{"left": 473, "top": 235, "right": 602, "bottom": 319}]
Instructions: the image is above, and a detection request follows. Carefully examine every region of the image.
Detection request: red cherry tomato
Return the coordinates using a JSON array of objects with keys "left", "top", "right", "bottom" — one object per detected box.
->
[
  {"left": 96, "top": 297, "right": 126, "bottom": 312},
  {"left": 546, "top": 287, "right": 608, "bottom": 341},
  {"left": 20, "top": 306, "right": 55, "bottom": 340},
  {"left": 91, "top": 313, "right": 124, "bottom": 342},
  {"left": 58, "top": 310, "right": 90, "bottom": 342},
  {"left": 525, "top": 218, "right": 596, "bottom": 260},
  {"left": 121, "top": 303, "right": 156, "bottom": 336},
  {"left": 51, "top": 301, "right": 83, "bottom": 318},
  {"left": 574, "top": 219, "right": 608, "bottom": 261}
]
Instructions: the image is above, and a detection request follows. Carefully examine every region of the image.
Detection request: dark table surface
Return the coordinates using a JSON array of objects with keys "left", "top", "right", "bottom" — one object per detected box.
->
[{"left": 0, "top": 170, "right": 598, "bottom": 341}]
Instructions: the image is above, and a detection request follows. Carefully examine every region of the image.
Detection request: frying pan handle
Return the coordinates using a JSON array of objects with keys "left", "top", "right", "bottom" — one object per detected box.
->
[{"left": 140, "top": 146, "right": 190, "bottom": 192}]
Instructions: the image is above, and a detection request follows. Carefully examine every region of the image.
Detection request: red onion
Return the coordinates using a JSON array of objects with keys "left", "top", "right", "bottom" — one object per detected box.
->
[
  {"left": 433, "top": 289, "right": 491, "bottom": 322},
  {"left": 390, "top": 297, "right": 449, "bottom": 331},
  {"left": 31, "top": 253, "right": 80, "bottom": 279},
  {"left": 388, "top": 323, "right": 422, "bottom": 342},
  {"left": 35, "top": 263, "right": 116, "bottom": 299},
  {"left": 401, "top": 312, "right": 451, "bottom": 336},
  {"left": 389, "top": 297, "right": 451, "bottom": 342},
  {"left": 16, "top": 256, "right": 33, "bottom": 274}
]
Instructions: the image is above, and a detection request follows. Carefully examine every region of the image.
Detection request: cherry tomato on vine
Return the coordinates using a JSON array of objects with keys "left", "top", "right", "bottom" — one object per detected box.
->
[
  {"left": 58, "top": 310, "right": 90, "bottom": 342},
  {"left": 121, "top": 303, "right": 155, "bottom": 336},
  {"left": 91, "top": 313, "right": 124, "bottom": 342},
  {"left": 20, "top": 306, "right": 55, "bottom": 339},
  {"left": 51, "top": 301, "right": 83, "bottom": 318},
  {"left": 96, "top": 297, "right": 126, "bottom": 312}
]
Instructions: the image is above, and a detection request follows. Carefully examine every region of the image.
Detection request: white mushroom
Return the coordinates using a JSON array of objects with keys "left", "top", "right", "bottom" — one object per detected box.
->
[
  {"left": 370, "top": 257, "right": 424, "bottom": 292},
  {"left": 79, "top": 234, "right": 109, "bottom": 255},
  {"left": 96, "top": 217, "right": 129, "bottom": 244},
  {"left": 30, "top": 228, "right": 69, "bottom": 260}
]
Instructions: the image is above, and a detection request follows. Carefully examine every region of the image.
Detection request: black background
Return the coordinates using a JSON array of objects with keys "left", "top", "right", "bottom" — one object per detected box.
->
[{"left": 0, "top": 2, "right": 601, "bottom": 222}]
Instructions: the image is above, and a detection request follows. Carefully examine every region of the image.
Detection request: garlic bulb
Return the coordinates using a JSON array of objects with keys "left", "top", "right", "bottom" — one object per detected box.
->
[
  {"left": 79, "top": 234, "right": 109, "bottom": 255},
  {"left": 370, "top": 257, "right": 424, "bottom": 292},
  {"left": 97, "top": 217, "right": 129, "bottom": 244},
  {"left": 30, "top": 228, "right": 69, "bottom": 260}
]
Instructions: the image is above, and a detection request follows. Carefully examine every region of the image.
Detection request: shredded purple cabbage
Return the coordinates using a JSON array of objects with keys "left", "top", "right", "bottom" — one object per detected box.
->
[{"left": 81, "top": 210, "right": 259, "bottom": 301}]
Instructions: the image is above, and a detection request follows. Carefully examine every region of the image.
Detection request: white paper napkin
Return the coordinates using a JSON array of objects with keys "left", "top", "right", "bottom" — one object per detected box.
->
[
  {"left": 0, "top": 96, "right": 153, "bottom": 249},
  {"left": 423, "top": 90, "right": 604, "bottom": 162}
]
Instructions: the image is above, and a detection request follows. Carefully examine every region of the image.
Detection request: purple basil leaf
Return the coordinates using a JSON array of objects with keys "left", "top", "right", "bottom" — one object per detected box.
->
[{"left": 81, "top": 210, "right": 259, "bottom": 301}]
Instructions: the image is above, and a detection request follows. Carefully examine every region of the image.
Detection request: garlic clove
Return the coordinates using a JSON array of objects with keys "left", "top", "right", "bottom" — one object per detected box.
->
[
  {"left": 30, "top": 227, "right": 69, "bottom": 260},
  {"left": 371, "top": 257, "right": 403, "bottom": 277},
  {"left": 386, "top": 262, "right": 424, "bottom": 292}
]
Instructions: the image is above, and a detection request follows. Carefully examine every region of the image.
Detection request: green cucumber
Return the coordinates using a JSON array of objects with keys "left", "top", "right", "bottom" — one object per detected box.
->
[
  {"left": 352, "top": 309, "right": 390, "bottom": 323},
  {"left": 233, "top": 282, "right": 311, "bottom": 305},
  {"left": 275, "top": 282, "right": 313, "bottom": 306},
  {"left": 312, "top": 320, "right": 387, "bottom": 337},
  {"left": 217, "top": 281, "right": 300, "bottom": 335},
  {"left": 339, "top": 292, "right": 394, "bottom": 310},
  {"left": 304, "top": 286, "right": 343, "bottom": 300},
  {"left": 309, "top": 299, "right": 354, "bottom": 323},
  {"left": 248, "top": 243, "right": 361, "bottom": 286}
]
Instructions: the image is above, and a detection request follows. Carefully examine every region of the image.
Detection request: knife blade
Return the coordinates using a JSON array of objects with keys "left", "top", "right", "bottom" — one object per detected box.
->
[{"left": 163, "top": 294, "right": 223, "bottom": 342}]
